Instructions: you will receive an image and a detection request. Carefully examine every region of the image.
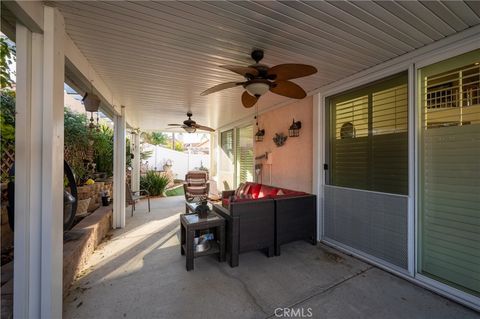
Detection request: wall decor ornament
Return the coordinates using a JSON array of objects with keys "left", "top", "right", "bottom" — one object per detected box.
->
[{"left": 273, "top": 133, "right": 288, "bottom": 147}]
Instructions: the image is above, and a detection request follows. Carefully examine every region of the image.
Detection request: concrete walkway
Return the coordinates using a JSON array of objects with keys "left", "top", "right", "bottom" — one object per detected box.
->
[{"left": 63, "top": 196, "right": 479, "bottom": 319}]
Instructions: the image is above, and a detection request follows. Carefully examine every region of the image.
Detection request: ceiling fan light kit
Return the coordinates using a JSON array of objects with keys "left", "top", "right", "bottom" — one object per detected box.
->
[
  {"left": 184, "top": 126, "right": 196, "bottom": 133},
  {"left": 201, "top": 49, "right": 317, "bottom": 108},
  {"left": 246, "top": 82, "right": 270, "bottom": 96}
]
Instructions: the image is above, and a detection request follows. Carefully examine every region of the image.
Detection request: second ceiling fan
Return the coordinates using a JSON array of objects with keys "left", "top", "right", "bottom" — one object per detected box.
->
[{"left": 201, "top": 49, "right": 317, "bottom": 108}]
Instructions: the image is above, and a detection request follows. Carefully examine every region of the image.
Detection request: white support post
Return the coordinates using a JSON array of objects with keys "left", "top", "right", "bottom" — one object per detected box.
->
[
  {"left": 113, "top": 106, "right": 126, "bottom": 228},
  {"left": 13, "top": 6, "right": 64, "bottom": 319},
  {"left": 131, "top": 131, "right": 141, "bottom": 192},
  {"left": 41, "top": 8, "right": 65, "bottom": 318}
]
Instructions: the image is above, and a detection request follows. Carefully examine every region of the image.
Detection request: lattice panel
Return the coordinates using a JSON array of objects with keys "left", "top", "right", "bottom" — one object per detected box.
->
[{"left": 1, "top": 143, "right": 14, "bottom": 180}]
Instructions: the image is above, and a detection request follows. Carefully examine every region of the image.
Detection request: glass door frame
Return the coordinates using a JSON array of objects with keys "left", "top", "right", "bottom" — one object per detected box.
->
[{"left": 414, "top": 49, "right": 480, "bottom": 309}]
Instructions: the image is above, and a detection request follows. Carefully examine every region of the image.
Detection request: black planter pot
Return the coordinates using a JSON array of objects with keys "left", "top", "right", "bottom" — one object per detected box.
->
[{"left": 102, "top": 196, "right": 110, "bottom": 206}]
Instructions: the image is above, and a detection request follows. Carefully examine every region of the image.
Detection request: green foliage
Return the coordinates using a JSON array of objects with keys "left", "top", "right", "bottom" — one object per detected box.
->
[
  {"left": 165, "top": 185, "right": 185, "bottom": 197},
  {"left": 140, "top": 171, "right": 170, "bottom": 196},
  {"left": 64, "top": 108, "right": 115, "bottom": 183},
  {"left": 1, "top": 37, "right": 15, "bottom": 89},
  {"left": 142, "top": 131, "right": 169, "bottom": 146},
  {"left": 64, "top": 108, "right": 90, "bottom": 182},
  {"left": 92, "top": 124, "right": 114, "bottom": 175},
  {"left": 0, "top": 89, "right": 15, "bottom": 157}
]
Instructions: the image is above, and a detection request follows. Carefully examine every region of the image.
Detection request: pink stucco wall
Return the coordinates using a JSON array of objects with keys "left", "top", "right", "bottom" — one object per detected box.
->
[{"left": 255, "top": 96, "right": 313, "bottom": 193}]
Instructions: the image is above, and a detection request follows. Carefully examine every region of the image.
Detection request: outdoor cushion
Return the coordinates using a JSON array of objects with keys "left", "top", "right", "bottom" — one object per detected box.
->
[
  {"left": 249, "top": 183, "right": 262, "bottom": 199},
  {"left": 187, "top": 185, "right": 208, "bottom": 195},
  {"left": 235, "top": 183, "right": 245, "bottom": 197},
  {"left": 242, "top": 183, "right": 251, "bottom": 196},
  {"left": 258, "top": 185, "right": 280, "bottom": 198}
]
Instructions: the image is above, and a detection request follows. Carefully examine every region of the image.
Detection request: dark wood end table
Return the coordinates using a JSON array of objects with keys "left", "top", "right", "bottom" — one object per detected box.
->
[{"left": 180, "top": 210, "right": 226, "bottom": 271}]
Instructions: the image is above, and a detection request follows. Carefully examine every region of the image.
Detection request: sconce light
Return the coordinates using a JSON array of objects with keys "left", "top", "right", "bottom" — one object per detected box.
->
[
  {"left": 255, "top": 128, "right": 265, "bottom": 142},
  {"left": 288, "top": 119, "right": 302, "bottom": 137}
]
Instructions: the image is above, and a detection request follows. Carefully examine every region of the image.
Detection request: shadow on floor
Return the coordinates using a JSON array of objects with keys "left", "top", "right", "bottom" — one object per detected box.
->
[{"left": 63, "top": 196, "right": 479, "bottom": 319}]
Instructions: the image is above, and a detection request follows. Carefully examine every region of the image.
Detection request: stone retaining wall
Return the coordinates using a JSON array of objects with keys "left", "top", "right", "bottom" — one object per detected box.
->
[{"left": 63, "top": 205, "right": 112, "bottom": 297}]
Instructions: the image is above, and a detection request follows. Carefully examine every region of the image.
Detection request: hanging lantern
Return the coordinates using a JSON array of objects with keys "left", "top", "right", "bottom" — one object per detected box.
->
[
  {"left": 288, "top": 119, "right": 302, "bottom": 137},
  {"left": 82, "top": 92, "right": 101, "bottom": 112}
]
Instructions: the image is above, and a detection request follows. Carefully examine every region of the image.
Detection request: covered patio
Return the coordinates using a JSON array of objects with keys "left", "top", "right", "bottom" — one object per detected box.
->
[
  {"left": 64, "top": 196, "right": 477, "bottom": 319},
  {"left": 1, "top": 1, "right": 479, "bottom": 318}
]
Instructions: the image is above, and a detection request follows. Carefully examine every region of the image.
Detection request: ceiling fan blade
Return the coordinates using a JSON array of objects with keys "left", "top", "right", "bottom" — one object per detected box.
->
[
  {"left": 220, "top": 65, "right": 259, "bottom": 78},
  {"left": 167, "top": 124, "right": 183, "bottom": 126},
  {"left": 270, "top": 80, "right": 307, "bottom": 99},
  {"left": 241, "top": 91, "right": 258, "bottom": 108},
  {"left": 267, "top": 64, "right": 317, "bottom": 81},
  {"left": 200, "top": 81, "right": 244, "bottom": 96},
  {"left": 193, "top": 124, "right": 215, "bottom": 132}
]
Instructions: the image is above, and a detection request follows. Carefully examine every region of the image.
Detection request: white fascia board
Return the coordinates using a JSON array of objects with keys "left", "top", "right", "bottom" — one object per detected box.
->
[{"left": 4, "top": 0, "right": 43, "bottom": 33}]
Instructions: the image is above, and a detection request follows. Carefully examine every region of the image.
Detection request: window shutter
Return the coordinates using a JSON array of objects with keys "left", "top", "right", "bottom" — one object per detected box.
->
[
  {"left": 236, "top": 125, "right": 254, "bottom": 185},
  {"left": 329, "top": 72, "right": 408, "bottom": 195}
]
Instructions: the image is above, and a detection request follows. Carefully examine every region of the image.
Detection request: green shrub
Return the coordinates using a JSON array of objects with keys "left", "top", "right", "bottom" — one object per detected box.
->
[{"left": 140, "top": 171, "right": 170, "bottom": 196}]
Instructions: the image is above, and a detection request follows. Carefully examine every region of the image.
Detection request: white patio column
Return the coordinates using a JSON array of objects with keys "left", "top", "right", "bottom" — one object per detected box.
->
[
  {"left": 14, "top": 6, "right": 64, "bottom": 319},
  {"left": 131, "top": 131, "right": 141, "bottom": 192},
  {"left": 113, "top": 106, "right": 127, "bottom": 228}
]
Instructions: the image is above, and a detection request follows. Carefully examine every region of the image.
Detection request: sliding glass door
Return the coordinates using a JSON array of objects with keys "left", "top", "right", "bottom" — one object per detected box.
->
[{"left": 418, "top": 49, "right": 480, "bottom": 296}]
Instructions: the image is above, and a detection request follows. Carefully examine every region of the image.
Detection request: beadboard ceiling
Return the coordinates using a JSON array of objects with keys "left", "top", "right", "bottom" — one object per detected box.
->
[{"left": 52, "top": 1, "right": 480, "bottom": 130}]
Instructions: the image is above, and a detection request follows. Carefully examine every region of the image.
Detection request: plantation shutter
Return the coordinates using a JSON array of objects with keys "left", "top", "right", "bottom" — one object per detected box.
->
[
  {"left": 220, "top": 129, "right": 234, "bottom": 190},
  {"left": 235, "top": 125, "right": 254, "bottom": 185},
  {"left": 419, "top": 49, "right": 480, "bottom": 295},
  {"left": 220, "top": 130, "right": 234, "bottom": 163},
  {"left": 329, "top": 72, "right": 408, "bottom": 195}
]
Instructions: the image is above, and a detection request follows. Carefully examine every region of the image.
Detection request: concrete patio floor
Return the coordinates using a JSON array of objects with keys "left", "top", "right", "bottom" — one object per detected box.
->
[{"left": 63, "top": 196, "right": 479, "bottom": 319}]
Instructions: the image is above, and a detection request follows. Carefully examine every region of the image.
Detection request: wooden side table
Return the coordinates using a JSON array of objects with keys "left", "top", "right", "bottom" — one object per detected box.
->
[{"left": 180, "top": 211, "right": 225, "bottom": 271}]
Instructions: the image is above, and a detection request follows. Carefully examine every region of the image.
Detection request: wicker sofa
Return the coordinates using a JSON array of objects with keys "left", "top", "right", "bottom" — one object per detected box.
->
[{"left": 213, "top": 182, "right": 317, "bottom": 267}]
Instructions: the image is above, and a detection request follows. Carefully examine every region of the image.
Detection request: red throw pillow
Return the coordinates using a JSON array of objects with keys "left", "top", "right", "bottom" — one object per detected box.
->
[
  {"left": 259, "top": 185, "right": 279, "bottom": 198},
  {"left": 243, "top": 183, "right": 251, "bottom": 195},
  {"left": 235, "top": 183, "right": 245, "bottom": 196},
  {"left": 249, "top": 183, "right": 262, "bottom": 199}
]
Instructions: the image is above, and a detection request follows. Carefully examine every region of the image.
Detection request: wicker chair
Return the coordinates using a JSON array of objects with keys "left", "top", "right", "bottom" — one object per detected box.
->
[{"left": 183, "top": 171, "right": 209, "bottom": 202}]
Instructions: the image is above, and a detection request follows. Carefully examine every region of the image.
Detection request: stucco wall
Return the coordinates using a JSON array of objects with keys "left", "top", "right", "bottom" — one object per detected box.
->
[{"left": 255, "top": 96, "right": 313, "bottom": 193}]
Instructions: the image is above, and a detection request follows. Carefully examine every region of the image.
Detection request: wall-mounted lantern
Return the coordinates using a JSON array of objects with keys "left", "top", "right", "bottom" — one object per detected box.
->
[
  {"left": 255, "top": 128, "right": 265, "bottom": 142},
  {"left": 288, "top": 119, "right": 302, "bottom": 137}
]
